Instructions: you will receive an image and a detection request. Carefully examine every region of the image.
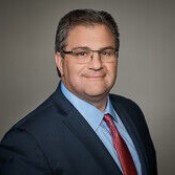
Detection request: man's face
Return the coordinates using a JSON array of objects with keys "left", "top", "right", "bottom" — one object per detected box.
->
[{"left": 55, "top": 24, "right": 118, "bottom": 108}]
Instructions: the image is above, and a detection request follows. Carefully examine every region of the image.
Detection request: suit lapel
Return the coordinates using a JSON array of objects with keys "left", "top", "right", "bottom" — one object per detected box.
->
[
  {"left": 112, "top": 101, "right": 149, "bottom": 175},
  {"left": 52, "top": 85, "right": 122, "bottom": 175}
]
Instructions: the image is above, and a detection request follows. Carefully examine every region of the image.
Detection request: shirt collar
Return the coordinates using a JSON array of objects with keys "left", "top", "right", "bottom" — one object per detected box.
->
[{"left": 61, "top": 82, "right": 117, "bottom": 131}]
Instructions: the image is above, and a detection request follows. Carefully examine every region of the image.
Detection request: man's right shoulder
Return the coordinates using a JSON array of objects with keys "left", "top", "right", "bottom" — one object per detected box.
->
[{"left": 4, "top": 91, "right": 68, "bottom": 139}]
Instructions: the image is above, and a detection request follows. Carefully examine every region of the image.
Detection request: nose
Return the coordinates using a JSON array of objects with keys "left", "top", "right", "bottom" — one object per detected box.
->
[{"left": 89, "top": 52, "right": 103, "bottom": 70}]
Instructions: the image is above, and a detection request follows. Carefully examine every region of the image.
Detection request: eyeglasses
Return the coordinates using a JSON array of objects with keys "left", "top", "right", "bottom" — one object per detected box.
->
[{"left": 62, "top": 47, "right": 118, "bottom": 64}]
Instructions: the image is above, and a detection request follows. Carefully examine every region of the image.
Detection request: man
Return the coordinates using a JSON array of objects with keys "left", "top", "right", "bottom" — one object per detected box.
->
[{"left": 0, "top": 9, "right": 157, "bottom": 175}]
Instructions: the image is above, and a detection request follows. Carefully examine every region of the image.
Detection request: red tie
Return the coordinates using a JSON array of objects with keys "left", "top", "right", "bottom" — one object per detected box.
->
[{"left": 104, "top": 113, "right": 138, "bottom": 175}]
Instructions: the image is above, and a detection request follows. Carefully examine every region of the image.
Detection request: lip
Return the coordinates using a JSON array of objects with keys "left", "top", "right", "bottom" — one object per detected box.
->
[{"left": 84, "top": 74, "right": 106, "bottom": 79}]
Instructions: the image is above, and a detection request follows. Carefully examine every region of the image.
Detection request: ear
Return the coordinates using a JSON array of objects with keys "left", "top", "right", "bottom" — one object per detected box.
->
[{"left": 55, "top": 52, "right": 64, "bottom": 76}]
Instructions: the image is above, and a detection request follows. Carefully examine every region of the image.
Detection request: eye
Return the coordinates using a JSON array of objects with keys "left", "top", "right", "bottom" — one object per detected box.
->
[
  {"left": 101, "top": 50, "right": 112, "bottom": 56},
  {"left": 78, "top": 52, "right": 88, "bottom": 56},
  {"left": 74, "top": 50, "right": 89, "bottom": 57}
]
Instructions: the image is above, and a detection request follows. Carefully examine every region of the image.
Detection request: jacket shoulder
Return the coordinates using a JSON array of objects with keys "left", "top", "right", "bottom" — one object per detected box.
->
[
  {"left": 109, "top": 94, "right": 149, "bottom": 133},
  {"left": 109, "top": 94, "right": 142, "bottom": 113}
]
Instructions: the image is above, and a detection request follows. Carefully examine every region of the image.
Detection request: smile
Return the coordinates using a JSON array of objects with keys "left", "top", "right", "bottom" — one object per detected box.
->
[{"left": 84, "top": 75, "right": 105, "bottom": 79}]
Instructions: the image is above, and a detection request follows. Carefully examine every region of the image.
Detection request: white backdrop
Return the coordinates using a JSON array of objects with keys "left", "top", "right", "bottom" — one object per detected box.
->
[{"left": 0, "top": 0, "right": 175, "bottom": 174}]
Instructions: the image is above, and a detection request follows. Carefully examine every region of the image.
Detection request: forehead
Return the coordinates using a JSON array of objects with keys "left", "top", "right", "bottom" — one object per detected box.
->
[{"left": 66, "top": 24, "right": 115, "bottom": 49}]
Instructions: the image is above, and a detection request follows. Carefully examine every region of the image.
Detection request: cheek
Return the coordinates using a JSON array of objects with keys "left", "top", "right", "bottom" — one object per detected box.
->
[
  {"left": 62, "top": 60, "right": 73, "bottom": 76},
  {"left": 62, "top": 61, "right": 84, "bottom": 81},
  {"left": 107, "top": 63, "right": 117, "bottom": 79},
  {"left": 105, "top": 64, "right": 117, "bottom": 88}
]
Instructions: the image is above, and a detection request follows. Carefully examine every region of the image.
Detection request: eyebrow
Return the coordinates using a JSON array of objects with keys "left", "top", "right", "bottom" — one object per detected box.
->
[{"left": 70, "top": 46, "right": 116, "bottom": 51}]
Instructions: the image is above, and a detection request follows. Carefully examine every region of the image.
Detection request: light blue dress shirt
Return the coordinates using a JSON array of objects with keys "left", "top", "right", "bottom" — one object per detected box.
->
[{"left": 61, "top": 82, "right": 142, "bottom": 175}]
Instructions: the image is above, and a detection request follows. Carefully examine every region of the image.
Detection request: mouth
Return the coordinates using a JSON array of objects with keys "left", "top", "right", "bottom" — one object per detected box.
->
[{"left": 84, "top": 74, "right": 106, "bottom": 80}]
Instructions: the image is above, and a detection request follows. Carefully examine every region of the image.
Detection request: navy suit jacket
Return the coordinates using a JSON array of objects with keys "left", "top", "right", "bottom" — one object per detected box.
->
[{"left": 0, "top": 84, "right": 157, "bottom": 175}]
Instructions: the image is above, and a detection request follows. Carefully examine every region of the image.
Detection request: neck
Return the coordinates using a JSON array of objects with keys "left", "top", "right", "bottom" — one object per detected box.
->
[
  {"left": 61, "top": 81, "right": 109, "bottom": 112},
  {"left": 81, "top": 95, "right": 108, "bottom": 112}
]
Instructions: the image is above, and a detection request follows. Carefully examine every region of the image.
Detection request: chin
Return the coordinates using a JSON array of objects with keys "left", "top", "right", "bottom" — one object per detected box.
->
[{"left": 85, "top": 88, "right": 109, "bottom": 98}]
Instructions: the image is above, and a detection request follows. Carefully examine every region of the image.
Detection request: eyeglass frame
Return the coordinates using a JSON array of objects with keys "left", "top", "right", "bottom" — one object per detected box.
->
[{"left": 61, "top": 46, "right": 118, "bottom": 63}]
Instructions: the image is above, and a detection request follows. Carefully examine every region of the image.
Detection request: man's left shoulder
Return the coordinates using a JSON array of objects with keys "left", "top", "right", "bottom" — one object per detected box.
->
[
  {"left": 109, "top": 93, "right": 146, "bottom": 122},
  {"left": 109, "top": 94, "right": 141, "bottom": 110}
]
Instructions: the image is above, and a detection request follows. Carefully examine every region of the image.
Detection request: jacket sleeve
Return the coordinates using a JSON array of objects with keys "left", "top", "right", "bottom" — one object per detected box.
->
[{"left": 0, "top": 128, "right": 51, "bottom": 175}]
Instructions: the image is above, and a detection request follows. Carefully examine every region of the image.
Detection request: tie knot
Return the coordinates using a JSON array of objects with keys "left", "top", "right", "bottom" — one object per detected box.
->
[
  {"left": 103, "top": 113, "right": 116, "bottom": 128},
  {"left": 104, "top": 113, "right": 112, "bottom": 122}
]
